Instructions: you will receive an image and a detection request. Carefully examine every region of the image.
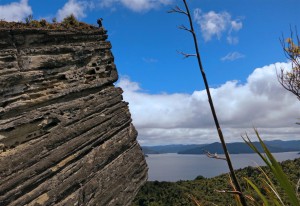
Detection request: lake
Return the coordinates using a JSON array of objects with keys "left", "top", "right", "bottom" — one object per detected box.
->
[{"left": 145, "top": 152, "right": 300, "bottom": 182}]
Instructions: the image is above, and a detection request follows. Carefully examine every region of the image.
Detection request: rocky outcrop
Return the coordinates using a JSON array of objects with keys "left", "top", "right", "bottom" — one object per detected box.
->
[{"left": 0, "top": 27, "right": 147, "bottom": 205}]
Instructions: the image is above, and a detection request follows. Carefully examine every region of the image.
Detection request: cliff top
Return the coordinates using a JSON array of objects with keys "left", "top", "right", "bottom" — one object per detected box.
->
[{"left": 0, "top": 14, "right": 102, "bottom": 31}]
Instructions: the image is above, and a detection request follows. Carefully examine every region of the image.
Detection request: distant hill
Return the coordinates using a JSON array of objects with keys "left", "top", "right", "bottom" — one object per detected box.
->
[
  {"left": 142, "top": 144, "right": 207, "bottom": 154},
  {"left": 265, "top": 140, "right": 300, "bottom": 150},
  {"left": 178, "top": 142, "right": 289, "bottom": 154},
  {"left": 141, "top": 147, "right": 159, "bottom": 154},
  {"left": 142, "top": 140, "right": 300, "bottom": 155}
]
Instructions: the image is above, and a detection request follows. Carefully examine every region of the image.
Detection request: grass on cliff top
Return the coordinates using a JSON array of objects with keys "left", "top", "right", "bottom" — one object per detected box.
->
[{"left": 0, "top": 14, "right": 100, "bottom": 31}]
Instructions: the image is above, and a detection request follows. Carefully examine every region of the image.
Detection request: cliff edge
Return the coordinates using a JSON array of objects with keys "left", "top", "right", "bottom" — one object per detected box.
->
[{"left": 0, "top": 25, "right": 147, "bottom": 206}]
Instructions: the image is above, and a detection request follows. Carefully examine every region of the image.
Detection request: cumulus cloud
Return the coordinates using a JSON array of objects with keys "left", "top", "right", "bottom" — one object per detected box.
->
[
  {"left": 0, "top": 0, "right": 32, "bottom": 22},
  {"left": 193, "top": 8, "right": 242, "bottom": 44},
  {"left": 221, "top": 52, "right": 245, "bottom": 61},
  {"left": 57, "top": 0, "right": 93, "bottom": 21},
  {"left": 117, "top": 62, "right": 300, "bottom": 146},
  {"left": 99, "top": 0, "right": 172, "bottom": 12}
]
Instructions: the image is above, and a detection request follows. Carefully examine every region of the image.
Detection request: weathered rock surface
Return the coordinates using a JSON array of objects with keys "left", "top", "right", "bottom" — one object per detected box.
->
[{"left": 0, "top": 27, "right": 148, "bottom": 206}]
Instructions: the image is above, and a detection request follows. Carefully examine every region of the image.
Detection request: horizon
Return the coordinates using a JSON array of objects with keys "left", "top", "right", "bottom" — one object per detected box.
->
[
  {"left": 1, "top": 0, "right": 300, "bottom": 145},
  {"left": 142, "top": 139, "right": 300, "bottom": 147}
]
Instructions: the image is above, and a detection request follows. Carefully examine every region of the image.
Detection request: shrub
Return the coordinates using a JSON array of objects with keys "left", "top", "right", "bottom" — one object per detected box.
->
[
  {"left": 62, "top": 14, "right": 79, "bottom": 28},
  {"left": 39, "top": 19, "right": 47, "bottom": 27},
  {"left": 25, "top": 14, "right": 33, "bottom": 25}
]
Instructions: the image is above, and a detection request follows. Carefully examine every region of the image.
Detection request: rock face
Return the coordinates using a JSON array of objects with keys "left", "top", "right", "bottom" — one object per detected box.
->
[{"left": 0, "top": 27, "right": 147, "bottom": 206}]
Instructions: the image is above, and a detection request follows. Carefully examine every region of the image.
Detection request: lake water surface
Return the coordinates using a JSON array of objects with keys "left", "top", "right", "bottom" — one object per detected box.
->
[{"left": 146, "top": 152, "right": 300, "bottom": 182}]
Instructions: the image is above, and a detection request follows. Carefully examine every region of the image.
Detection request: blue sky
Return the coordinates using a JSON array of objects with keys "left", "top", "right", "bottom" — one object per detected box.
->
[{"left": 1, "top": 0, "right": 300, "bottom": 145}]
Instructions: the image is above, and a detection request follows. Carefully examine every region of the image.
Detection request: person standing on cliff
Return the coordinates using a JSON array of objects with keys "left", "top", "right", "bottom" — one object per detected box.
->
[{"left": 97, "top": 18, "right": 103, "bottom": 28}]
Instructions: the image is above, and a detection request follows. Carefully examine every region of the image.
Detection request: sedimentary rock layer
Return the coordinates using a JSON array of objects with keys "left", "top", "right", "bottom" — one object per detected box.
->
[{"left": 0, "top": 28, "right": 147, "bottom": 206}]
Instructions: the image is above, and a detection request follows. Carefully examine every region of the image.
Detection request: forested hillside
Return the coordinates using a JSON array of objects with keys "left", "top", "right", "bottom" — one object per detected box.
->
[
  {"left": 132, "top": 157, "right": 300, "bottom": 206},
  {"left": 142, "top": 140, "right": 300, "bottom": 155}
]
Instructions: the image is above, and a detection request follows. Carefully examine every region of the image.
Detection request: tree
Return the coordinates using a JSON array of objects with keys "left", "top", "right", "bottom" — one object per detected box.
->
[
  {"left": 168, "top": 1, "right": 248, "bottom": 205},
  {"left": 278, "top": 29, "right": 300, "bottom": 100}
]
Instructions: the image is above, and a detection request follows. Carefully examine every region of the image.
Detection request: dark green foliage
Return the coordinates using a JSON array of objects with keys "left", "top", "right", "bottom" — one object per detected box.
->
[
  {"left": 194, "top": 175, "right": 205, "bottom": 181},
  {"left": 132, "top": 158, "right": 300, "bottom": 206},
  {"left": 132, "top": 181, "right": 194, "bottom": 206},
  {"left": 244, "top": 131, "right": 300, "bottom": 205},
  {"left": 62, "top": 14, "right": 79, "bottom": 28}
]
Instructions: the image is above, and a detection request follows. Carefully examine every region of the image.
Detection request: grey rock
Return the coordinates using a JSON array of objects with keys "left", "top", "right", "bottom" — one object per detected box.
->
[{"left": 0, "top": 28, "right": 147, "bottom": 206}]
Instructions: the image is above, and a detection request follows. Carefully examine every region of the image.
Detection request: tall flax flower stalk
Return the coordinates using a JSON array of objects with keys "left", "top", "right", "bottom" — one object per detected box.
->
[{"left": 168, "top": 1, "right": 247, "bottom": 205}]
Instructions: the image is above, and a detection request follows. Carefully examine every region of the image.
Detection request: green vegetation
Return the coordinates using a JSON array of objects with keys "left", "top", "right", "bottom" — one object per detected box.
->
[
  {"left": 0, "top": 14, "right": 99, "bottom": 31},
  {"left": 61, "top": 14, "right": 80, "bottom": 28},
  {"left": 243, "top": 130, "right": 300, "bottom": 205},
  {"left": 132, "top": 157, "right": 300, "bottom": 206}
]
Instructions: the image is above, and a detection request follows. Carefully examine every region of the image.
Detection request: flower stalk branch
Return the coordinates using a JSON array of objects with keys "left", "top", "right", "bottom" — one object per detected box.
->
[{"left": 169, "top": 1, "right": 248, "bottom": 205}]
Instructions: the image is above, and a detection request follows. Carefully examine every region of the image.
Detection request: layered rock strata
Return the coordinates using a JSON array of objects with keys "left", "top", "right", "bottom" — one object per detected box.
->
[{"left": 0, "top": 27, "right": 147, "bottom": 206}]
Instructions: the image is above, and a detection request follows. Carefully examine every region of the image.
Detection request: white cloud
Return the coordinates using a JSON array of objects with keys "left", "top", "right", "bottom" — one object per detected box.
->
[
  {"left": 227, "top": 36, "right": 239, "bottom": 45},
  {"left": 117, "top": 62, "right": 300, "bottom": 146},
  {"left": 221, "top": 52, "right": 245, "bottom": 61},
  {"left": 57, "top": 0, "right": 93, "bottom": 21},
  {"left": 57, "top": 0, "right": 171, "bottom": 17},
  {"left": 99, "top": 0, "right": 172, "bottom": 12},
  {"left": 193, "top": 8, "right": 243, "bottom": 44},
  {"left": 231, "top": 20, "right": 242, "bottom": 31},
  {"left": 121, "top": 0, "right": 171, "bottom": 12},
  {"left": 143, "top": 57, "right": 158, "bottom": 63},
  {"left": 98, "top": 0, "right": 117, "bottom": 8},
  {"left": 0, "top": 0, "right": 32, "bottom": 22}
]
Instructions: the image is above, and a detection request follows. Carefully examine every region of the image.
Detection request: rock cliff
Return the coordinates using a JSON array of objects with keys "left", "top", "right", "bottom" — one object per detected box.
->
[{"left": 0, "top": 25, "right": 147, "bottom": 206}]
